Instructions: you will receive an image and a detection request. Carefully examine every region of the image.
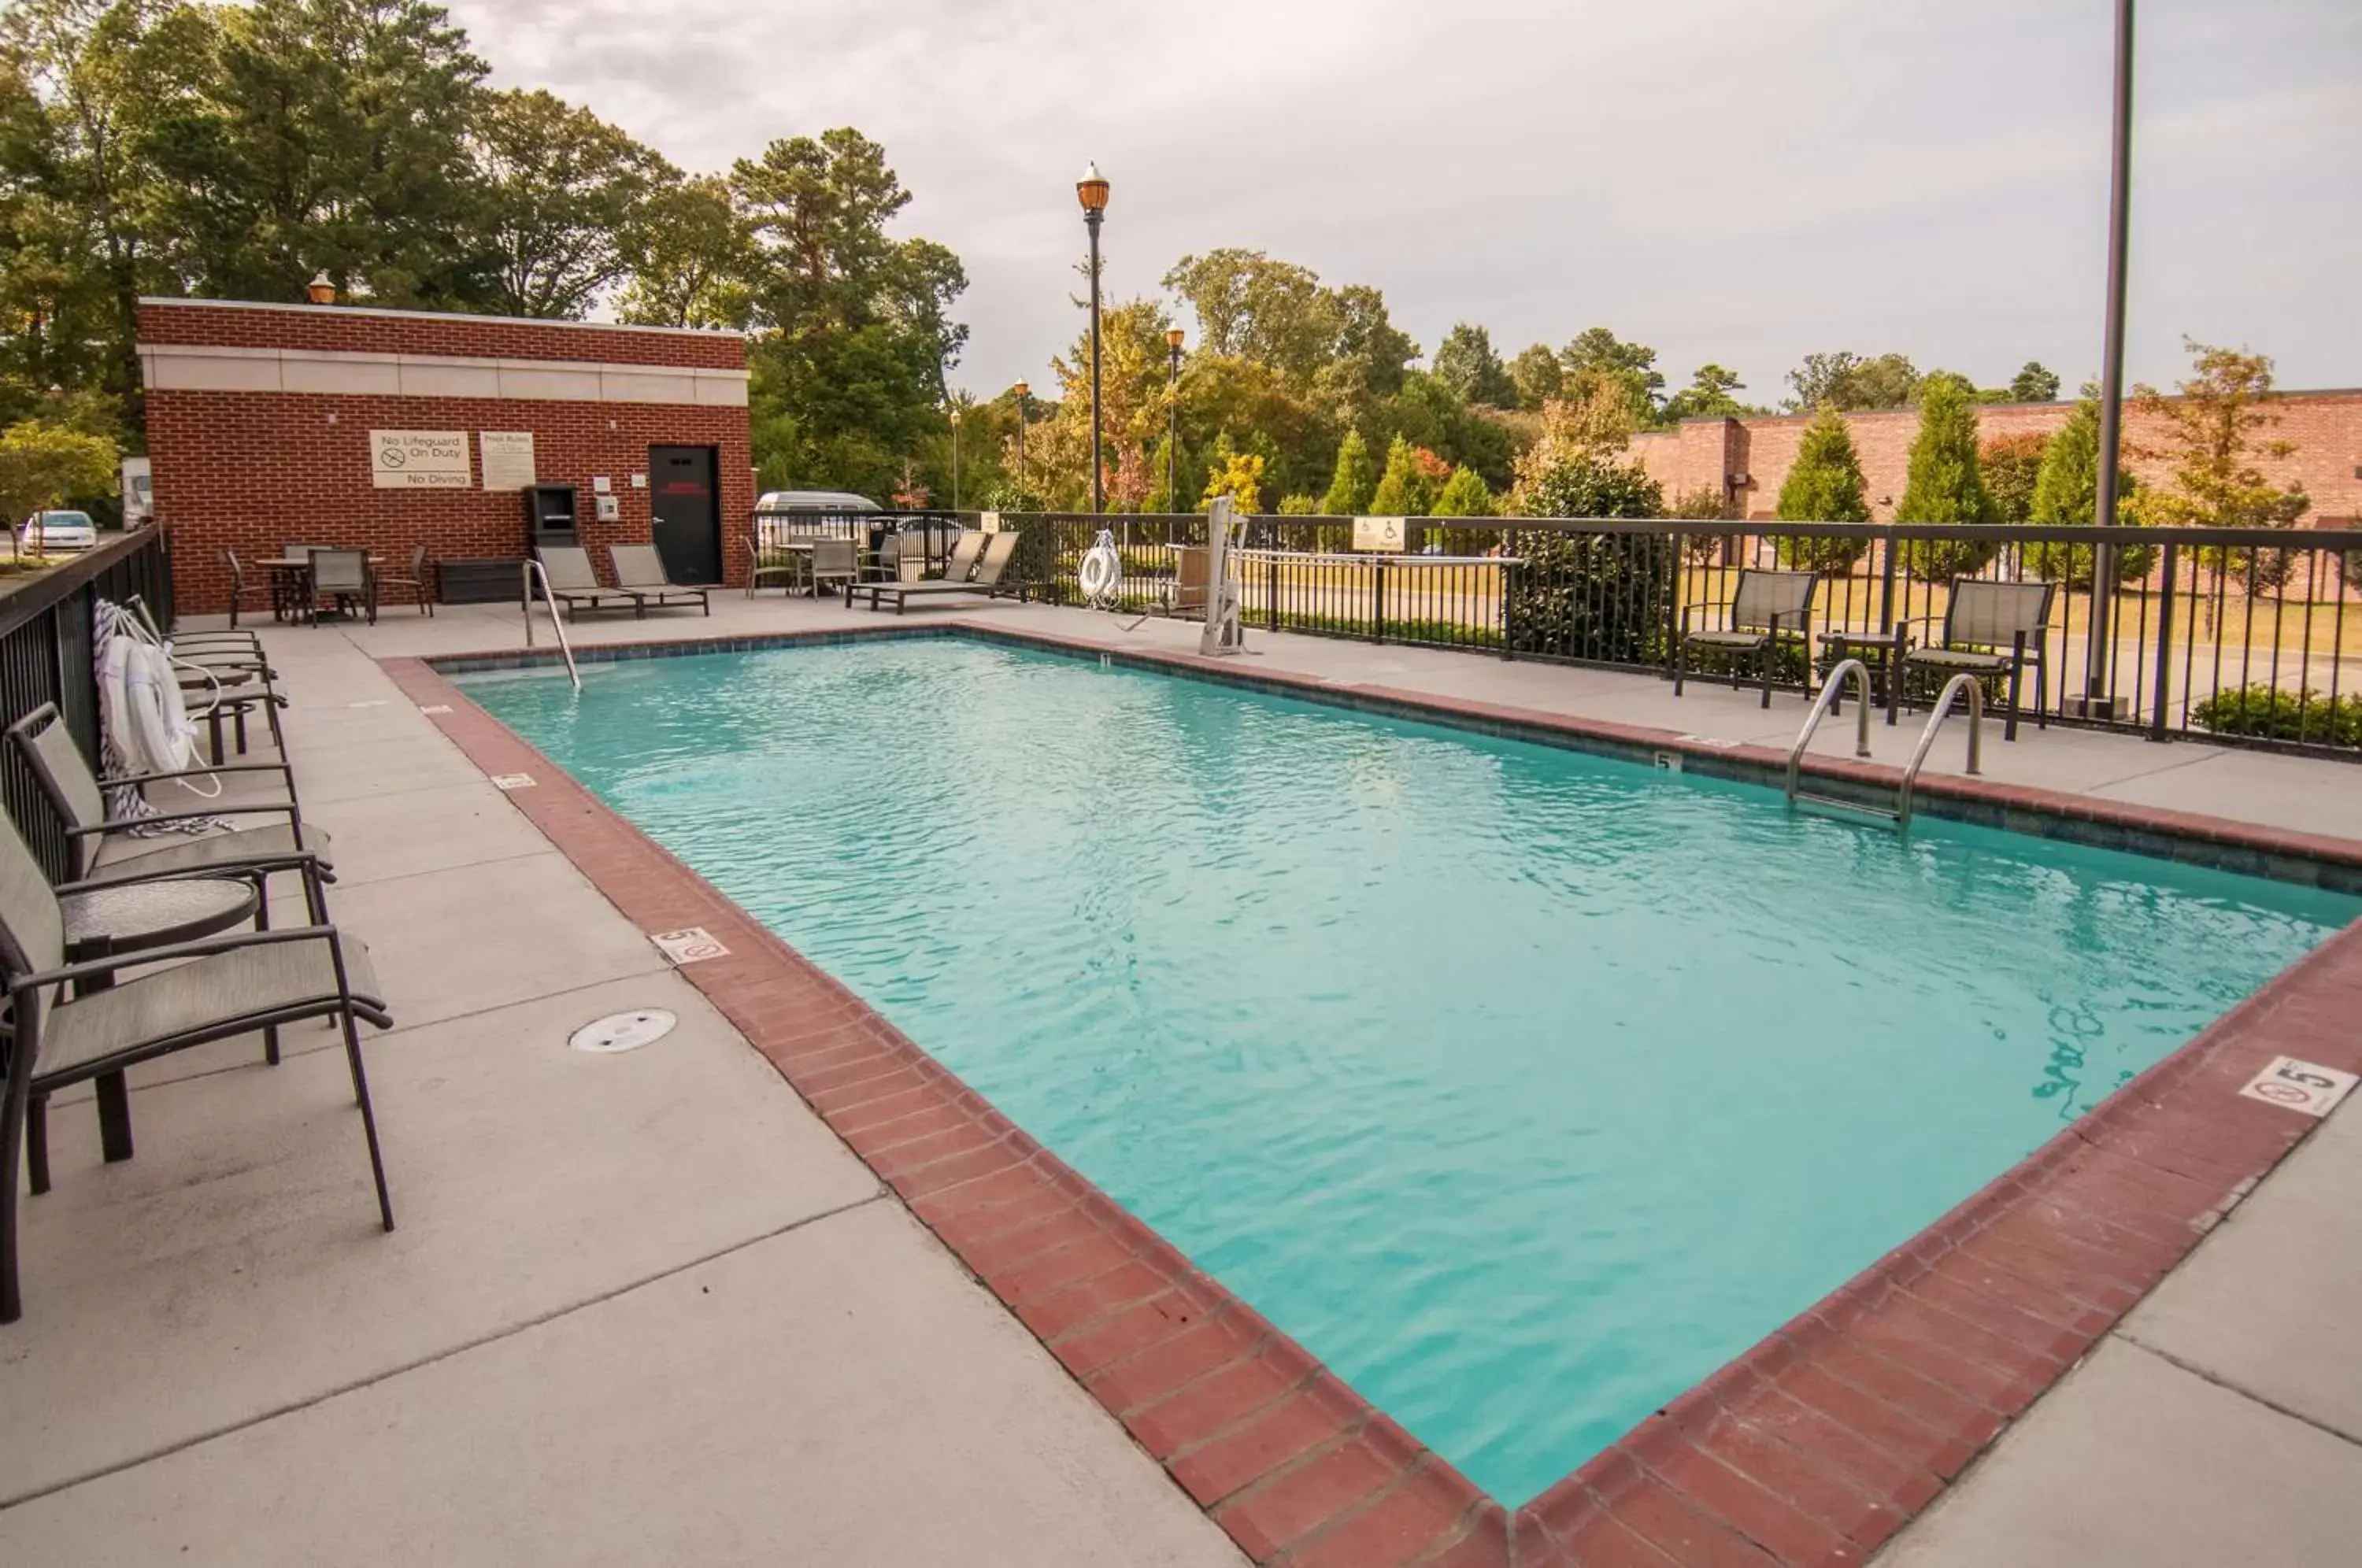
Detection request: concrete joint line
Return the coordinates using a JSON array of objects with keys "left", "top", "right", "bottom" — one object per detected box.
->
[
  {"left": 2113, "top": 1333, "right": 2362, "bottom": 1452},
  {"left": 0, "top": 1189, "right": 890, "bottom": 1513}
]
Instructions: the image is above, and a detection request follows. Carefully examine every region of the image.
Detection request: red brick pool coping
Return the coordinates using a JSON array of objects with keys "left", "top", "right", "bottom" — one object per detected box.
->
[{"left": 384, "top": 634, "right": 2362, "bottom": 1568}]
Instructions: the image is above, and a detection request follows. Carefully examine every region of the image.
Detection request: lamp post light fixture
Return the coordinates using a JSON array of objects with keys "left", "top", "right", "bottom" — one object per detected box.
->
[
  {"left": 2085, "top": 0, "right": 2136, "bottom": 717},
  {"left": 1165, "top": 327, "right": 1186, "bottom": 514},
  {"left": 948, "top": 405, "right": 961, "bottom": 512},
  {"left": 306, "top": 272, "right": 336, "bottom": 305},
  {"left": 1076, "top": 161, "right": 1110, "bottom": 515},
  {"left": 1013, "top": 380, "right": 1029, "bottom": 498}
]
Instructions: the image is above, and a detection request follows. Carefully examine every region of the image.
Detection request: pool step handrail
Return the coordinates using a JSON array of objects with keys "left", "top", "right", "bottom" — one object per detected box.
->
[
  {"left": 1784, "top": 658, "right": 1875, "bottom": 805},
  {"left": 520, "top": 558, "right": 583, "bottom": 691},
  {"left": 1897, "top": 674, "right": 1984, "bottom": 832}
]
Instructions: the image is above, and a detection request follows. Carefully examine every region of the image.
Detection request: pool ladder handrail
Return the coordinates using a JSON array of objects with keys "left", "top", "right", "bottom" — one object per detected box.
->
[
  {"left": 1897, "top": 674, "right": 1983, "bottom": 831},
  {"left": 1784, "top": 658, "right": 1875, "bottom": 804},
  {"left": 520, "top": 559, "right": 583, "bottom": 691}
]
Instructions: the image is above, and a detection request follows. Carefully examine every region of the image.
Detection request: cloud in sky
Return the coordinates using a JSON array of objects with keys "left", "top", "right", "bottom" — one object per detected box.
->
[{"left": 448, "top": 0, "right": 2362, "bottom": 401}]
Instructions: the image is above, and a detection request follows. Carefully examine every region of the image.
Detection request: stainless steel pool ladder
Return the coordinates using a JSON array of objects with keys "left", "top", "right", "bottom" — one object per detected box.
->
[
  {"left": 1897, "top": 674, "right": 1984, "bottom": 832},
  {"left": 1784, "top": 659, "right": 1879, "bottom": 821},
  {"left": 520, "top": 559, "right": 583, "bottom": 691}
]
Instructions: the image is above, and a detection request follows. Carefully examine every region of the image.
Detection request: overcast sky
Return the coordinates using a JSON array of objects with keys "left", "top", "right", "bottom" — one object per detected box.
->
[{"left": 449, "top": 0, "right": 2361, "bottom": 405}]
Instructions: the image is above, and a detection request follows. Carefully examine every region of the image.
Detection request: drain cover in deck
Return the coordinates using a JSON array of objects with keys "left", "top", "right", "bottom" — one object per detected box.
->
[{"left": 569, "top": 1008, "right": 677, "bottom": 1054}]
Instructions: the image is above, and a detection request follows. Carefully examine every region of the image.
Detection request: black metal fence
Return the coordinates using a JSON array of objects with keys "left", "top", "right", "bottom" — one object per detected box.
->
[
  {"left": 0, "top": 526, "right": 176, "bottom": 879},
  {"left": 950, "top": 511, "right": 2362, "bottom": 760}
]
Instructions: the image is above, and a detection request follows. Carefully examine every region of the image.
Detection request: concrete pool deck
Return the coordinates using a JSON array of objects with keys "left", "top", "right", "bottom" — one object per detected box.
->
[{"left": 2, "top": 590, "right": 2357, "bottom": 1566}]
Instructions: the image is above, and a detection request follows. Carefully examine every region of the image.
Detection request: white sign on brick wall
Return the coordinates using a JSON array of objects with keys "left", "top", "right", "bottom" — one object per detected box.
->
[
  {"left": 371, "top": 430, "right": 471, "bottom": 489},
  {"left": 479, "top": 431, "right": 536, "bottom": 490}
]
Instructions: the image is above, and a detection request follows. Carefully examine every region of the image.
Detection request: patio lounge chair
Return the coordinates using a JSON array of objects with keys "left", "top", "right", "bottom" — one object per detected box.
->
[
  {"left": 8, "top": 703, "right": 331, "bottom": 891},
  {"left": 536, "top": 545, "right": 642, "bottom": 619},
  {"left": 857, "top": 531, "right": 1021, "bottom": 614},
  {"left": 937, "top": 530, "right": 986, "bottom": 584},
  {"left": 1901, "top": 578, "right": 2057, "bottom": 741},
  {"left": 0, "top": 813, "right": 393, "bottom": 1322},
  {"left": 607, "top": 544, "right": 711, "bottom": 616},
  {"left": 1675, "top": 568, "right": 1819, "bottom": 708}
]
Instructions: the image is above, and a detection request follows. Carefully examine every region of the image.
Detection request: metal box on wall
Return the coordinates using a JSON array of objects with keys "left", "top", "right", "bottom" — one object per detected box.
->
[{"left": 524, "top": 483, "right": 579, "bottom": 552}]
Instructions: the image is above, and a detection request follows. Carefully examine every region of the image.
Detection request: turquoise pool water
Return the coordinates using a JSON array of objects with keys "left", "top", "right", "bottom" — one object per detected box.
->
[{"left": 464, "top": 638, "right": 2357, "bottom": 1503}]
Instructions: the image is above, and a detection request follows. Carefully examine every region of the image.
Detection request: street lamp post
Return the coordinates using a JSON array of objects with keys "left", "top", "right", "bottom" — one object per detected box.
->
[
  {"left": 949, "top": 405, "right": 961, "bottom": 512},
  {"left": 1165, "top": 328, "right": 1185, "bottom": 514},
  {"left": 2086, "top": 0, "right": 2136, "bottom": 716},
  {"left": 1013, "top": 380, "right": 1029, "bottom": 500},
  {"left": 1077, "top": 162, "right": 1110, "bottom": 516}
]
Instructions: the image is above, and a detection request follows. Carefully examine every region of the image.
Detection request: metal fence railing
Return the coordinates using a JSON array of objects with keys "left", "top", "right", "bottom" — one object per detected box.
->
[
  {"left": 1, "top": 524, "right": 177, "bottom": 880},
  {"left": 950, "top": 512, "right": 2361, "bottom": 760}
]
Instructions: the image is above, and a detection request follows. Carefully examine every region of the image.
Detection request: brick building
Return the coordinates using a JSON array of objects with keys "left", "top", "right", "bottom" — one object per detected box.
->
[
  {"left": 1623, "top": 389, "right": 2362, "bottom": 525},
  {"left": 139, "top": 298, "right": 753, "bottom": 616}
]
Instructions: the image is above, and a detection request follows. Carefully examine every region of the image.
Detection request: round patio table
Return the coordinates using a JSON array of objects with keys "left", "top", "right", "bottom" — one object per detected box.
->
[{"left": 23, "top": 875, "right": 264, "bottom": 1191}]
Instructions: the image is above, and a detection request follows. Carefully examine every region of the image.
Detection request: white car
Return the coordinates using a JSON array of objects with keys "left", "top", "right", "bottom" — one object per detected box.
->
[{"left": 17, "top": 509, "right": 99, "bottom": 554}]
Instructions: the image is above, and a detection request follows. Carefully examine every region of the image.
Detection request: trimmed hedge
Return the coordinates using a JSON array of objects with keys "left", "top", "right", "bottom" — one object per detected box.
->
[{"left": 2190, "top": 685, "right": 2362, "bottom": 748}]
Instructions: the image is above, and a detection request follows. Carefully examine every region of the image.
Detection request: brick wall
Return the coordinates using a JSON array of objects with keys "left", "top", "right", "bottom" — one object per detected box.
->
[
  {"left": 137, "top": 299, "right": 745, "bottom": 370},
  {"left": 150, "top": 391, "right": 753, "bottom": 615},
  {"left": 140, "top": 301, "right": 753, "bottom": 615},
  {"left": 1624, "top": 390, "right": 2362, "bottom": 523}
]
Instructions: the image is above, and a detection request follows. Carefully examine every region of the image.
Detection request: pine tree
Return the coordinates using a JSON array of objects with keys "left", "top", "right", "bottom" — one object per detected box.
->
[
  {"left": 1368, "top": 435, "right": 1436, "bottom": 516},
  {"left": 2027, "top": 398, "right": 2153, "bottom": 587},
  {"left": 1320, "top": 428, "right": 1376, "bottom": 515},
  {"left": 1897, "top": 372, "right": 1997, "bottom": 579},
  {"left": 1773, "top": 405, "right": 1871, "bottom": 571},
  {"left": 1431, "top": 464, "right": 1494, "bottom": 517}
]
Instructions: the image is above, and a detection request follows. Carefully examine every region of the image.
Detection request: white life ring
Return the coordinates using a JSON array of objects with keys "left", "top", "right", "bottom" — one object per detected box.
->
[
  {"left": 1079, "top": 530, "right": 1124, "bottom": 608},
  {"left": 120, "top": 640, "right": 200, "bottom": 774}
]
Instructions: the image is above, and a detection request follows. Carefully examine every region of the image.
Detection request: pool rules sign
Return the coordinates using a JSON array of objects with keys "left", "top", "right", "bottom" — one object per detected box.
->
[{"left": 370, "top": 430, "right": 471, "bottom": 489}]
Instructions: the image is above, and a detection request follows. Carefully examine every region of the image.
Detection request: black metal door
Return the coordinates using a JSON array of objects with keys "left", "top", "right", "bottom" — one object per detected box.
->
[{"left": 649, "top": 446, "right": 721, "bottom": 584}]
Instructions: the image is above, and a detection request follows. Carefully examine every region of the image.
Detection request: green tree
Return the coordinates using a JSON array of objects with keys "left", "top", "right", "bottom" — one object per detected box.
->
[
  {"left": 1315, "top": 281, "right": 1416, "bottom": 416},
  {"left": 1784, "top": 350, "right": 1920, "bottom": 412},
  {"left": 2008, "top": 361, "right": 2062, "bottom": 403},
  {"left": 1660, "top": 363, "right": 1757, "bottom": 422},
  {"left": 0, "top": 415, "right": 117, "bottom": 552},
  {"left": 2024, "top": 397, "right": 2153, "bottom": 588},
  {"left": 616, "top": 172, "right": 753, "bottom": 328},
  {"left": 2133, "top": 339, "right": 2311, "bottom": 596},
  {"left": 468, "top": 87, "right": 661, "bottom": 318},
  {"left": 1896, "top": 372, "right": 1998, "bottom": 579},
  {"left": 1980, "top": 431, "right": 2048, "bottom": 524},
  {"left": 1560, "top": 326, "right": 1663, "bottom": 426},
  {"left": 1431, "top": 464, "right": 1494, "bottom": 517},
  {"left": 1508, "top": 342, "right": 1561, "bottom": 410},
  {"left": 1161, "top": 248, "right": 1335, "bottom": 381},
  {"left": 731, "top": 128, "right": 968, "bottom": 498},
  {"left": 1200, "top": 437, "right": 1264, "bottom": 512},
  {"left": 1368, "top": 434, "right": 1437, "bottom": 516},
  {"left": 1504, "top": 455, "right": 1672, "bottom": 661},
  {"left": 1432, "top": 322, "right": 1515, "bottom": 407},
  {"left": 1320, "top": 427, "right": 1376, "bottom": 516},
  {"left": 1774, "top": 405, "right": 1871, "bottom": 571}
]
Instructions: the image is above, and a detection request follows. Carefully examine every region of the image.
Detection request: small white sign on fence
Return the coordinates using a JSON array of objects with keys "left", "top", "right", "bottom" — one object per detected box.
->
[
  {"left": 1353, "top": 516, "right": 1408, "bottom": 553},
  {"left": 979, "top": 511, "right": 1004, "bottom": 534}
]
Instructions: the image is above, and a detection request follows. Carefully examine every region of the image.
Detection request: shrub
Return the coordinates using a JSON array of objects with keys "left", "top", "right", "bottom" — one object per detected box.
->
[
  {"left": 1896, "top": 373, "right": 1999, "bottom": 580},
  {"left": 1503, "top": 457, "right": 1674, "bottom": 664},
  {"left": 1320, "top": 430, "right": 1376, "bottom": 516},
  {"left": 1433, "top": 465, "right": 1497, "bottom": 518},
  {"left": 1277, "top": 493, "right": 1319, "bottom": 516},
  {"left": 2190, "top": 686, "right": 2362, "bottom": 748},
  {"left": 1368, "top": 435, "right": 1438, "bottom": 516},
  {"left": 1775, "top": 405, "right": 1871, "bottom": 572}
]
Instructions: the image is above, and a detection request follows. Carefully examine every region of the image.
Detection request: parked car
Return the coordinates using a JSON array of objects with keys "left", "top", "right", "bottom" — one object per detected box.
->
[
  {"left": 754, "top": 489, "right": 879, "bottom": 516},
  {"left": 13, "top": 510, "right": 99, "bottom": 556}
]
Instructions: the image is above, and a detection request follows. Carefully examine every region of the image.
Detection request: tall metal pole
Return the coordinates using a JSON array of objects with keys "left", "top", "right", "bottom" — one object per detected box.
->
[
  {"left": 950, "top": 409, "right": 961, "bottom": 511},
  {"left": 1167, "top": 338, "right": 1182, "bottom": 512},
  {"left": 1014, "top": 383, "right": 1027, "bottom": 498},
  {"left": 1086, "top": 207, "right": 1105, "bottom": 515},
  {"left": 2086, "top": 0, "right": 2135, "bottom": 708}
]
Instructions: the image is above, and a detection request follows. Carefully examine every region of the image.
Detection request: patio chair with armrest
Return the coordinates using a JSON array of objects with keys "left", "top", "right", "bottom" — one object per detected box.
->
[
  {"left": 808, "top": 537, "right": 857, "bottom": 597},
  {"left": 375, "top": 544, "right": 435, "bottom": 616},
  {"left": 1900, "top": 578, "right": 2057, "bottom": 742},
  {"left": 857, "top": 531, "right": 1022, "bottom": 613},
  {"left": 1674, "top": 568, "right": 1819, "bottom": 709},
  {"left": 8, "top": 703, "right": 332, "bottom": 893},
  {"left": 0, "top": 813, "right": 394, "bottom": 1322},
  {"left": 220, "top": 549, "right": 273, "bottom": 631},
  {"left": 607, "top": 544, "right": 711, "bottom": 616},
  {"left": 536, "top": 544, "right": 644, "bottom": 620},
  {"left": 307, "top": 547, "right": 376, "bottom": 625},
  {"left": 748, "top": 525, "right": 798, "bottom": 597}
]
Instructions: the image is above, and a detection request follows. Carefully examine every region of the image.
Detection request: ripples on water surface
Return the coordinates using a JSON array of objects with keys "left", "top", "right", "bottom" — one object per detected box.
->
[{"left": 466, "top": 638, "right": 2358, "bottom": 1503}]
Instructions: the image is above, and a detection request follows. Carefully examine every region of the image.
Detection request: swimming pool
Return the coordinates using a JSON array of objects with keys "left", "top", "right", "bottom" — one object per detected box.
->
[{"left": 462, "top": 637, "right": 2359, "bottom": 1504}]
